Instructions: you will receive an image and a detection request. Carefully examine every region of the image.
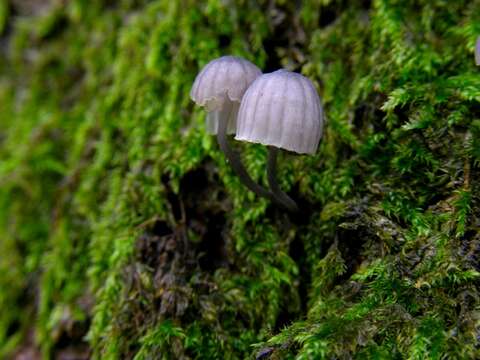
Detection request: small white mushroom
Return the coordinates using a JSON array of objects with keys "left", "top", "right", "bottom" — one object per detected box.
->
[
  {"left": 191, "top": 56, "right": 274, "bottom": 202},
  {"left": 235, "top": 70, "right": 325, "bottom": 211},
  {"left": 236, "top": 69, "right": 324, "bottom": 154},
  {"left": 475, "top": 36, "right": 480, "bottom": 66},
  {"left": 190, "top": 56, "right": 262, "bottom": 134}
]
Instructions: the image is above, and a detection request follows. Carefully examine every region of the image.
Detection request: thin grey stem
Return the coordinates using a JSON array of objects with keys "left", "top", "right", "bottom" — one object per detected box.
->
[
  {"left": 267, "top": 146, "right": 298, "bottom": 212},
  {"left": 216, "top": 101, "right": 272, "bottom": 201}
]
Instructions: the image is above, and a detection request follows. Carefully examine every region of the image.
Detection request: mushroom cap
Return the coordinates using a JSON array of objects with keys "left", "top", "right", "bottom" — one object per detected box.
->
[
  {"left": 190, "top": 56, "right": 262, "bottom": 112},
  {"left": 235, "top": 70, "right": 324, "bottom": 154}
]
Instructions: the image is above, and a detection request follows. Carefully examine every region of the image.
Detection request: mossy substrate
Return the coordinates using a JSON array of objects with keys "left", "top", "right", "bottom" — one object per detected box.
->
[{"left": 1, "top": 1, "right": 480, "bottom": 359}]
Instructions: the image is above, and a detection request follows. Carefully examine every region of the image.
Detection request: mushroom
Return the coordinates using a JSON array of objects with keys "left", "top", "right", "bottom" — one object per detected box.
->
[
  {"left": 190, "top": 56, "right": 262, "bottom": 135},
  {"left": 190, "top": 56, "right": 273, "bottom": 200},
  {"left": 235, "top": 70, "right": 324, "bottom": 212}
]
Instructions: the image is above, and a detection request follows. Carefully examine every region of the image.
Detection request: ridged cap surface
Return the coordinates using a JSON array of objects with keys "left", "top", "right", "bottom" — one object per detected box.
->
[
  {"left": 190, "top": 56, "right": 262, "bottom": 112},
  {"left": 235, "top": 70, "right": 324, "bottom": 154}
]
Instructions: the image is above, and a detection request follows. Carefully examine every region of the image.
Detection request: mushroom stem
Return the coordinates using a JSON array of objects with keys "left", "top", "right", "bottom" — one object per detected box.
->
[
  {"left": 216, "top": 101, "right": 272, "bottom": 201},
  {"left": 267, "top": 147, "right": 298, "bottom": 212}
]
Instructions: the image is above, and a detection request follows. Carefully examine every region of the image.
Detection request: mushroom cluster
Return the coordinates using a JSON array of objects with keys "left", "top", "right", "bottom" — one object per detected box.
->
[{"left": 191, "top": 56, "right": 324, "bottom": 211}]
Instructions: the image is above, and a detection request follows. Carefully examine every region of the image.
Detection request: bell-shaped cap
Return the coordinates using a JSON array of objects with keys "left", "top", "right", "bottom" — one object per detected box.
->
[
  {"left": 235, "top": 70, "right": 324, "bottom": 154},
  {"left": 190, "top": 56, "right": 262, "bottom": 134},
  {"left": 476, "top": 36, "right": 480, "bottom": 66}
]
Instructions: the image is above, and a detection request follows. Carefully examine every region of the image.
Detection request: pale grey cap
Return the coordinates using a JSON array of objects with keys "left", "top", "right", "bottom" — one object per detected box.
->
[
  {"left": 235, "top": 70, "right": 324, "bottom": 154},
  {"left": 190, "top": 56, "right": 262, "bottom": 134}
]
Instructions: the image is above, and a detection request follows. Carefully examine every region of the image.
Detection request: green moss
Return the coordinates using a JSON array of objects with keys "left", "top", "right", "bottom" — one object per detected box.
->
[{"left": 1, "top": 0, "right": 480, "bottom": 358}]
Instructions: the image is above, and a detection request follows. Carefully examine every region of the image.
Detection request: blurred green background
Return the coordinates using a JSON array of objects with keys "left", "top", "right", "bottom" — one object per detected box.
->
[{"left": 1, "top": 0, "right": 480, "bottom": 359}]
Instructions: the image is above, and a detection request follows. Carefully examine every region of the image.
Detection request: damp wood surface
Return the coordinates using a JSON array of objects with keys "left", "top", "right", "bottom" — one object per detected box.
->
[{"left": 1, "top": 0, "right": 480, "bottom": 359}]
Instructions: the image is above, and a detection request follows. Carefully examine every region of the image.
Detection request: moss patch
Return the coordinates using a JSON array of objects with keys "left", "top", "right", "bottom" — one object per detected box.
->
[{"left": 1, "top": 0, "right": 480, "bottom": 358}]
